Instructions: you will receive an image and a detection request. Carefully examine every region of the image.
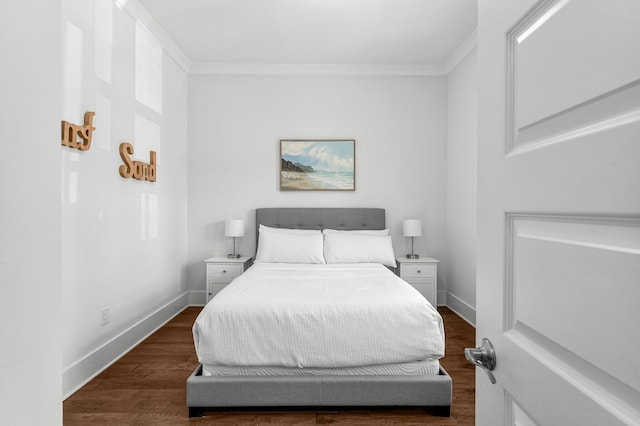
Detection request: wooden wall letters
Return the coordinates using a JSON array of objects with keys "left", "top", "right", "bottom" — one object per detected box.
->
[
  {"left": 119, "top": 142, "right": 157, "bottom": 182},
  {"left": 61, "top": 111, "right": 95, "bottom": 151},
  {"left": 61, "top": 113, "right": 158, "bottom": 183}
]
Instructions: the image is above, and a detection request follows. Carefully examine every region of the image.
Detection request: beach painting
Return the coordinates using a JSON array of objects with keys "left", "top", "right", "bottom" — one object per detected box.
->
[{"left": 280, "top": 140, "right": 355, "bottom": 191}]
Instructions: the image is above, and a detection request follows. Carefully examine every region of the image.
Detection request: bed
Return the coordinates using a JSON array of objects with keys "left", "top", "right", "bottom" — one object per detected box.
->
[{"left": 187, "top": 208, "right": 452, "bottom": 417}]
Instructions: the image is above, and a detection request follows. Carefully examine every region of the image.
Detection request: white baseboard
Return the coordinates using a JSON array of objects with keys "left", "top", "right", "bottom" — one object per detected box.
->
[
  {"left": 445, "top": 292, "right": 476, "bottom": 327},
  {"left": 63, "top": 292, "right": 189, "bottom": 399},
  {"left": 189, "top": 290, "right": 206, "bottom": 306}
]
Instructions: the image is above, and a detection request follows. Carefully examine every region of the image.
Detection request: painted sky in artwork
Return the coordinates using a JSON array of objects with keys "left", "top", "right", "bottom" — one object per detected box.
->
[{"left": 281, "top": 141, "right": 354, "bottom": 172}]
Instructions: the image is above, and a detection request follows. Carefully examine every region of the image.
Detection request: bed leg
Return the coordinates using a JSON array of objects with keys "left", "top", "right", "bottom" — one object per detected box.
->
[
  {"left": 188, "top": 406, "right": 206, "bottom": 417},
  {"left": 432, "top": 405, "right": 451, "bottom": 417}
]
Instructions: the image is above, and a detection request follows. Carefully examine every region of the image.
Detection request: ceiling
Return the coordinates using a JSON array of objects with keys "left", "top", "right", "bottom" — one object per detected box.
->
[{"left": 137, "top": 0, "right": 477, "bottom": 67}]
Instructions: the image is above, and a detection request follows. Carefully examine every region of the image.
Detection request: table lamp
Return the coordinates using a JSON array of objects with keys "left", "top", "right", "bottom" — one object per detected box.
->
[
  {"left": 403, "top": 219, "right": 422, "bottom": 259},
  {"left": 225, "top": 219, "right": 244, "bottom": 259}
]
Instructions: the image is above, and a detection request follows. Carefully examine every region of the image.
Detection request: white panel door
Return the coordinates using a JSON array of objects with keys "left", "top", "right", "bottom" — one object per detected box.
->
[{"left": 476, "top": 0, "right": 640, "bottom": 424}]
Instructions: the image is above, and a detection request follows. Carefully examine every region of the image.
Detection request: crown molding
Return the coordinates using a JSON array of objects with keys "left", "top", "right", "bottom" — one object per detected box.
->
[
  {"left": 115, "top": 0, "right": 192, "bottom": 73},
  {"left": 442, "top": 28, "right": 477, "bottom": 74},
  {"left": 189, "top": 62, "right": 447, "bottom": 76},
  {"left": 120, "top": 0, "right": 476, "bottom": 77}
]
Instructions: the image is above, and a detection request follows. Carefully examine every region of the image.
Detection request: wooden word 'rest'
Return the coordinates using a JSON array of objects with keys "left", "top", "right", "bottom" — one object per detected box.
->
[
  {"left": 119, "top": 142, "right": 157, "bottom": 182},
  {"left": 61, "top": 111, "right": 95, "bottom": 151}
]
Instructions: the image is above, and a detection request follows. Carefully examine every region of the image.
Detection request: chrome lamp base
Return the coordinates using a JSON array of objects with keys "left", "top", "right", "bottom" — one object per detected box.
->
[
  {"left": 227, "top": 237, "right": 240, "bottom": 259},
  {"left": 406, "top": 236, "right": 419, "bottom": 259}
]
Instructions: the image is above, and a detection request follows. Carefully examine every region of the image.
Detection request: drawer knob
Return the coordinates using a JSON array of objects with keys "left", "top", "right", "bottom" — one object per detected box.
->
[
  {"left": 417, "top": 270, "right": 421, "bottom": 273},
  {"left": 222, "top": 270, "right": 227, "bottom": 273}
]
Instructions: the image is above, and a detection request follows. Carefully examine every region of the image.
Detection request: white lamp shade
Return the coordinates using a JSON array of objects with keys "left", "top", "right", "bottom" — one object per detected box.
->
[
  {"left": 403, "top": 219, "right": 422, "bottom": 237},
  {"left": 225, "top": 219, "right": 244, "bottom": 237}
]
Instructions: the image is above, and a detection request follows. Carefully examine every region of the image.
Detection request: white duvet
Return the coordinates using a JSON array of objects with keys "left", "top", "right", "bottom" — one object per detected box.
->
[{"left": 193, "top": 263, "right": 445, "bottom": 369}]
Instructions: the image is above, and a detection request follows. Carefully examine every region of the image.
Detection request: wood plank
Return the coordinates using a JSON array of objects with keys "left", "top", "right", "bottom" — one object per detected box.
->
[{"left": 64, "top": 307, "right": 475, "bottom": 424}]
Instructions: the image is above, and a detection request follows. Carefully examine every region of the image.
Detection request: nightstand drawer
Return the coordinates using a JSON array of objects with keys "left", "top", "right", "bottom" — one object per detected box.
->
[
  {"left": 401, "top": 263, "right": 436, "bottom": 279},
  {"left": 204, "top": 256, "right": 252, "bottom": 304},
  {"left": 206, "top": 263, "right": 243, "bottom": 279}
]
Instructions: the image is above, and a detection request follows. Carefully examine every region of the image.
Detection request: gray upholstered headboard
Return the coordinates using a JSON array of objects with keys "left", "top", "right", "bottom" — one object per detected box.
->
[{"left": 255, "top": 208, "right": 385, "bottom": 246}]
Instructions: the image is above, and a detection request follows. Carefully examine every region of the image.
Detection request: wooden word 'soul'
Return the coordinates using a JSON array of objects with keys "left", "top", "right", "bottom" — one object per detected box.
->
[
  {"left": 61, "top": 111, "right": 95, "bottom": 151},
  {"left": 119, "top": 142, "right": 157, "bottom": 182}
]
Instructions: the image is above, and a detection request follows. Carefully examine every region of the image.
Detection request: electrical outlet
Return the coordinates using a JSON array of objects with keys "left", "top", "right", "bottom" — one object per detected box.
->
[{"left": 101, "top": 307, "right": 110, "bottom": 326}]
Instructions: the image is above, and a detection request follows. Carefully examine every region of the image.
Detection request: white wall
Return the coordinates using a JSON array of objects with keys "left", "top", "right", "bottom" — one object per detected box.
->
[
  {"left": 445, "top": 50, "right": 478, "bottom": 324},
  {"left": 187, "top": 74, "right": 448, "bottom": 303},
  {"left": 60, "top": 0, "right": 188, "bottom": 396},
  {"left": 0, "top": 1, "right": 62, "bottom": 424}
]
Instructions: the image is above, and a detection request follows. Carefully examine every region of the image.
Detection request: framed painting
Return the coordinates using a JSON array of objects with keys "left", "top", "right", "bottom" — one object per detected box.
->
[{"left": 280, "top": 139, "right": 355, "bottom": 191}]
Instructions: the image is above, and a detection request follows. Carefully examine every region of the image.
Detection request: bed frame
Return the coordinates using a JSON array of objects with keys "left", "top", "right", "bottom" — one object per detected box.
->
[{"left": 187, "top": 208, "right": 452, "bottom": 417}]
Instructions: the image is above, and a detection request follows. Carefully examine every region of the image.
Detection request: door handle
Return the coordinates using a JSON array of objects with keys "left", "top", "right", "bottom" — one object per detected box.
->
[{"left": 465, "top": 338, "right": 497, "bottom": 384}]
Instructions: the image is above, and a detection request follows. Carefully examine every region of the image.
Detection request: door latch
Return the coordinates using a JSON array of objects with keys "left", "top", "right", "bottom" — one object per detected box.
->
[{"left": 465, "top": 338, "right": 497, "bottom": 384}]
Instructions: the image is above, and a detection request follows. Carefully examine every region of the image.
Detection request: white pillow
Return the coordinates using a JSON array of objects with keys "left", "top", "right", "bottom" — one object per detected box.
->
[
  {"left": 323, "top": 233, "right": 396, "bottom": 267},
  {"left": 255, "top": 228, "right": 325, "bottom": 264},
  {"left": 322, "top": 228, "right": 390, "bottom": 236},
  {"left": 259, "top": 224, "right": 320, "bottom": 234}
]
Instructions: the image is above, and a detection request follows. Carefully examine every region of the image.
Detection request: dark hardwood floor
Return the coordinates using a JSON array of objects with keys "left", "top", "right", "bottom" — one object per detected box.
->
[{"left": 64, "top": 306, "right": 475, "bottom": 425}]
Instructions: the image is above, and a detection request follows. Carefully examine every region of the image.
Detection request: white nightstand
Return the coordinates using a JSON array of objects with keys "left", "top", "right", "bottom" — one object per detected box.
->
[
  {"left": 395, "top": 256, "right": 439, "bottom": 307},
  {"left": 204, "top": 256, "right": 252, "bottom": 304}
]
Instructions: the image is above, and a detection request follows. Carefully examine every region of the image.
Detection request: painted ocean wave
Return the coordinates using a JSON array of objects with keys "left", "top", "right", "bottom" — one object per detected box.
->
[{"left": 306, "top": 170, "right": 354, "bottom": 190}]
